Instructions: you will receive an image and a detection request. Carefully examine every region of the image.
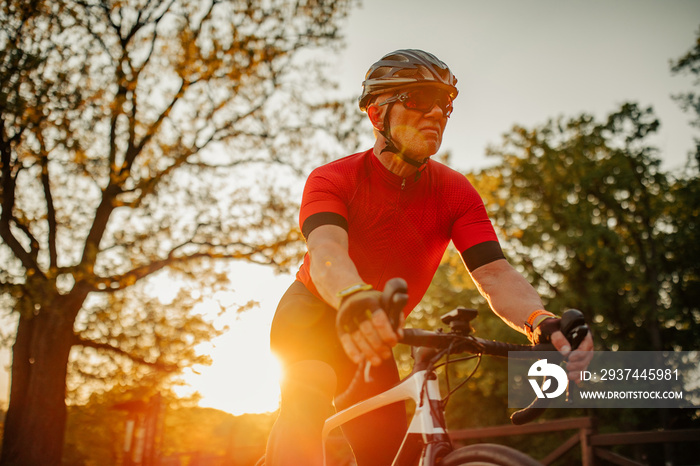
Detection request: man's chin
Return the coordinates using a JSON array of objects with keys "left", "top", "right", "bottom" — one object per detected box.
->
[{"left": 409, "top": 144, "right": 441, "bottom": 161}]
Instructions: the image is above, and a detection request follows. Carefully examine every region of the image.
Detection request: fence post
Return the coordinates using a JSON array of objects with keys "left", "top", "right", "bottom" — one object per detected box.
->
[{"left": 581, "top": 416, "right": 595, "bottom": 466}]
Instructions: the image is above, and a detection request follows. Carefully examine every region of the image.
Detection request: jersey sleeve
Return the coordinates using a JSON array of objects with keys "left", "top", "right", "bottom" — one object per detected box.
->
[
  {"left": 449, "top": 179, "right": 505, "bottom": 271},
  {"left": 299, "top": 168, "right": 349, "bottom": 240}
]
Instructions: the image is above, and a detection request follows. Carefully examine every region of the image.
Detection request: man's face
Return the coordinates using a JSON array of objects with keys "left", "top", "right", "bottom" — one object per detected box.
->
[{"left": 374, "top": 86, "right": 453, "bottom": 160}]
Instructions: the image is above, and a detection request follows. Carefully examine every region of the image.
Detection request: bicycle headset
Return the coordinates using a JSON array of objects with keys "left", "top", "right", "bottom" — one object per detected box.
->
[{"left": 359, "top": 49, "right": 459, "bottom": 170}]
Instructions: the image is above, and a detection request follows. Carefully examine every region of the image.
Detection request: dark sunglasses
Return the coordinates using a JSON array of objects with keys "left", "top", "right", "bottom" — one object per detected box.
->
[{"left": 379, "top": 88, "right": 454, "bottom": 117}]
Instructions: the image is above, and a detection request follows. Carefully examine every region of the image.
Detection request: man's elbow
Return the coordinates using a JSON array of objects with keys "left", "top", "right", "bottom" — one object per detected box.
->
[{"left": 470, "top": 258, "right": 513, "bottom": 287}]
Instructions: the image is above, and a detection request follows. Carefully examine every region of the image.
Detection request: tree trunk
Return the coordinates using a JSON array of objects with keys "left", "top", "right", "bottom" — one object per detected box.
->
[{"left": 1, "top": 304, "right": 75, "bottom": 466}]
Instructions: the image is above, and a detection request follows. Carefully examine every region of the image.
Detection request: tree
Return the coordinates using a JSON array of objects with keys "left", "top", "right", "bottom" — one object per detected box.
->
[
  {"left": 0, "top": 0, "right": 361, "bottom": 464},
  {"left": 476, "top": 103, "right": 693, "bottom": 351},
  {"left": 671, "top": 26, "right": 700, "bottom": 168},
  {"left": 669, "top": 26, "right": 700, "bottom": 337}
]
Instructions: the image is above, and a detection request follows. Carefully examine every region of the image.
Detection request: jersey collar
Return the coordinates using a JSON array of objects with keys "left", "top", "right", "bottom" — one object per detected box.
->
[{"left": 368, "top": 149, "right": 426, "bottom": 189}]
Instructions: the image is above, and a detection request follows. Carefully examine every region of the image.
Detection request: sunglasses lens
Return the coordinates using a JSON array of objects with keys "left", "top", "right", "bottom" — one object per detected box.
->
[{"left": 403, "top": 90, "right": 453, "bottom": 116}]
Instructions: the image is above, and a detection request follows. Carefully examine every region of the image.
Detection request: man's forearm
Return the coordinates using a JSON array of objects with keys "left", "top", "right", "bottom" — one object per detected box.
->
[
  {"left": 307, "top": 225, "right": 365, "bottom": 309},
  {"left": 310, "top": 244, "right": 364, "bottom": 309},
  {"left": 470, "top": 259, "right": 545, "bottom": 335}
]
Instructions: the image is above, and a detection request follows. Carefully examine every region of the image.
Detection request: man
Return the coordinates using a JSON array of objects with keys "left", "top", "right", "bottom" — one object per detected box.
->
[{"left": 266, "top": 49, "right": 593, "bottom": 466}]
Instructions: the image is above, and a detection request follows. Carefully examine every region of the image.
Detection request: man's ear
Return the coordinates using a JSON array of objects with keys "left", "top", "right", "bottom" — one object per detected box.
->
[{"left": 367, "top": 104, "right": 384, "bottom": 131}]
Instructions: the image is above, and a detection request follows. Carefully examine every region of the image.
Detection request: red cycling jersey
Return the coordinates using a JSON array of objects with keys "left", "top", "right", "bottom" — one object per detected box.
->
[{"left": 296, "top": 148, "right": 503, "bottom": 313}]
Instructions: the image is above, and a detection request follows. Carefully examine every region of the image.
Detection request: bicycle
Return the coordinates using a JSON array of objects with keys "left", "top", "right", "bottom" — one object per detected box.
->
[{"left": 259, "top": 277, "right": 589, "bottom": 465}]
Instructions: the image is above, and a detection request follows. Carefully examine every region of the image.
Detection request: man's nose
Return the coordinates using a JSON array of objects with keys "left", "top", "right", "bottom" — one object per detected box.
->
[{"left": 424, "top": 102, "right": 447, "bottom": 119}]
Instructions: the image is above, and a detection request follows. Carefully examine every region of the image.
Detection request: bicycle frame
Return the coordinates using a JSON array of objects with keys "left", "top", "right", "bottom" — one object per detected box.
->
[{"left": 321, "top": 347, "right": 452, "bottom": 466}]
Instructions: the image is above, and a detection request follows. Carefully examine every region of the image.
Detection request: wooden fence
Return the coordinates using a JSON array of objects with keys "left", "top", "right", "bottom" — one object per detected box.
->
[{"left": 449, "top": 416, "right": 699, "bottom": 465}]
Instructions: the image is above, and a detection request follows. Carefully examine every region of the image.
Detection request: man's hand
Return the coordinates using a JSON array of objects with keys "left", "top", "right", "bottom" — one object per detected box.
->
[
  {"left": 336, "top": 290, "right": 403, "bottom": 366},
  {"left": 532, "top": 317, "right": 594, "bottom": 383}
]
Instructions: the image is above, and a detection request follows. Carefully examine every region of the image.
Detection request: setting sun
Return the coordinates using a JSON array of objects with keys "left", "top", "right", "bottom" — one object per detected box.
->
[
  {"left": 169, "top": 263, "right": 294, "bottom": 416},
  {"left": 182, "top": 309, "right": 283, "bottom": 416}
]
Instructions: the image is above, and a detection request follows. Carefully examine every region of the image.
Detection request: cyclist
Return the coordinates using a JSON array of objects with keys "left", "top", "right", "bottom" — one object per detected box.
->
[{"left": 266, "top": 49, "right": 594, "bottom": 466}]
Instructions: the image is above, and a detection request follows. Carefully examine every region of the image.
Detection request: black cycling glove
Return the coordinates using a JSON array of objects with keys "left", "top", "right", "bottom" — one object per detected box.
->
[{"left": 336, "top": 289, "right": 383, "bottom": 337}]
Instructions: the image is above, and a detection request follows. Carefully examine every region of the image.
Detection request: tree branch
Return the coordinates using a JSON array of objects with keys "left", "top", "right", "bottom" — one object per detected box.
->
[
  {"left": 90, "top": 232, "right": 299, "bottom": 294},
  {"left": 72, "top": 334, "right": 179, "bottom": 372},
  {"left": 123, "top": 78, "right": 189, "bottom": 175},
  {"left": 38, "top": 138, "right": 58, "bottom": 269},
  {"left": 0, "top": 120, "right": 43, "bottom": 276}
]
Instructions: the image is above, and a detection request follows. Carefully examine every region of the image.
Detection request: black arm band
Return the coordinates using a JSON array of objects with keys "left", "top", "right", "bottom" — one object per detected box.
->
[
  {"left": 301, "top": 212, "right": 348, "bottom": 240},
  {"left": 461, "top": 241, "right": 506, "bottom": 272}
]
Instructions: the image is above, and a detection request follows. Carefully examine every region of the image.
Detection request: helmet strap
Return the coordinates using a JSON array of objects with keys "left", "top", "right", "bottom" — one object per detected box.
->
[{"left": 378, "top": 103, "right": 429, "bottom": 177}]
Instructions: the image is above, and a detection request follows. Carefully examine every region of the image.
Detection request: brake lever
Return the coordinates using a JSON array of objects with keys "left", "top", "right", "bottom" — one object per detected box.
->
[
  {"left": 381, "top": 277, "right": 409, "bottom": 331},
  {"left": 560, "top": 309, "right": 589, "bottom": 351},
  {"left": 363, "top": 360, "right": 373, "bottom": 383}
]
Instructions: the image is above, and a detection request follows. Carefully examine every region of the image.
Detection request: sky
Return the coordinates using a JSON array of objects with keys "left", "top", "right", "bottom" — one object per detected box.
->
[{"left": 2, "top": 0, "right": 699, "bottom": 416}]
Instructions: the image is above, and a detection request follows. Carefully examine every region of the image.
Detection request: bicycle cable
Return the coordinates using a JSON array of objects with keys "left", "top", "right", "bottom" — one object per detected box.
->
[
  {"left": 418, "top": 345, "right": 451, "bottom": 410},
  {"left": 417, "top": 337, "right": 484, "bottom": 425},
  {"left": 441, "top": 354, "right": 481, "bottom": 406},
  {"left": 433, "top": 335, "right": 484, "bottom": 407}
]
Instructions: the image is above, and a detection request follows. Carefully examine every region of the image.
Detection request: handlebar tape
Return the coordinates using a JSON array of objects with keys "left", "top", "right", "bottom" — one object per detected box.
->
[{"left": 510, "top": 398, "right": 550, "bottom": 425}]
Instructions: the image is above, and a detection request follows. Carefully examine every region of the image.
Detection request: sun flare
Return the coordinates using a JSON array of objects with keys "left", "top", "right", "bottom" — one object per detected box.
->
[
  {"left": 180, "top": 309, "right": 283, "bottom": 416},
  {"left": 168, "top": 263, "right": 296, "bottom": 416}
]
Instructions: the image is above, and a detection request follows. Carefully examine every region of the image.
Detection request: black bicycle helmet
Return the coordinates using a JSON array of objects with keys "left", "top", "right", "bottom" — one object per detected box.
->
[
  {"left": 359, "top": 50, "right": 458, "bottom": 172},
  {"left": 359, "top": 49, "right": 458, "bottom": 112}
]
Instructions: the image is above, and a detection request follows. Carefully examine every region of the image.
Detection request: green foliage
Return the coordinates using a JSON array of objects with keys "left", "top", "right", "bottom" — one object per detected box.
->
[
  {"left": 671, "top": 26, "right": 700, "bottom": 168},
  {"left": 476, "top": 102, "right": 698, "bottom": 352},
  {"left": 668, "top": 27, "right": 700, "bottom": 346}
]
